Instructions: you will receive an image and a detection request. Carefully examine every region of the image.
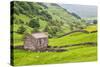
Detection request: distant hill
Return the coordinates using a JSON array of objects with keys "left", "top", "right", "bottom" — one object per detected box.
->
[{"left": 59, "top": 4, "right": 97, "bottom": 18}]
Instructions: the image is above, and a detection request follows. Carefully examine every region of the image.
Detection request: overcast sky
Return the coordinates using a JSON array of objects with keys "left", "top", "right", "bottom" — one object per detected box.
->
[{"left": 59, "top": 4, "right": 97, "bottom": 18}]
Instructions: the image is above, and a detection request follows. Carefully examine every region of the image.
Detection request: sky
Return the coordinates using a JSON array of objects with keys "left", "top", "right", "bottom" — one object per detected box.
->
[{"left": 59, "top": 4, "right": 97, "bottom": 18}]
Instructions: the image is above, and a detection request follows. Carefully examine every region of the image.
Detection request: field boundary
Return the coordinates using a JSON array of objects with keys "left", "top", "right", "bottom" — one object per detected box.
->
[
  {"left": 48, "top": 42, "right": 97, "bottom": 48},
  {"left": 58, "top": 30, "right": 97, "bottom": 38},
  {"left": 12, "top": 42, "right": 97, "bottom": 52}
]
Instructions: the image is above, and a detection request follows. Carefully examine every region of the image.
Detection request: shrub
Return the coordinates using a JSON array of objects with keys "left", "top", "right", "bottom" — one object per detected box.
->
[
  {"left": 17, "top": 25, "right": 26, "bottom": 34},
  {"left": 28, "top": 18, "right": 40, "bottom": 28}
]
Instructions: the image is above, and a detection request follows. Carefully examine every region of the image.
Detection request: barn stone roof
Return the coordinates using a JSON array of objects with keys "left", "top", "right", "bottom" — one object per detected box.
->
[{"left": 32, "top": 32, "right": 48, "bottom": 39}]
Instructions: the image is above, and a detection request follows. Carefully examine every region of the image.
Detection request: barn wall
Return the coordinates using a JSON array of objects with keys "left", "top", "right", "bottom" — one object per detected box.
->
[
  {"left": 24, "top": 35, "right": 36, "bottom": 50},
  {"left": 35, "top": 38, "right": 48, "bottom": 50},
  {"left": 24, "top": 34, "right": 48, "bottom": 51}
]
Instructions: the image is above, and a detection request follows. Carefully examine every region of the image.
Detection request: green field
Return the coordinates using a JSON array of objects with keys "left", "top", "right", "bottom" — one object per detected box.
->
[
  {"left": 14, "top": 46, "right": 97, "bottom": 66},
  {"left": 12, "top": 12, "right": 97, "bottom": 66},
  {"left": 49, "top": 32, "right": 97, "bottom": 46},
  {"left": 13, "top": 28, "right": 97, "bottom": 66}
]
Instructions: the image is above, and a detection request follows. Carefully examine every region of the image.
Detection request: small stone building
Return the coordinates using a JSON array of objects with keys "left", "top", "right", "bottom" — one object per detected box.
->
[{"left": 24, "top": 32, "right": 48, "bottom": 51}]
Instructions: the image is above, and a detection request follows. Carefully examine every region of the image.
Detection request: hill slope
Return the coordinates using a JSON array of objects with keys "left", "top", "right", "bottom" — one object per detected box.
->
[
  {"left": 11, "top": 1, "right": 86, "bottom": 38},
  {"left": 11, "top": 1, "right": 89, "bottom": 46}
]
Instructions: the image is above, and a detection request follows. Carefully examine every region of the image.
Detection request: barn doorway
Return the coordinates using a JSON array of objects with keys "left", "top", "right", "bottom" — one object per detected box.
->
[{"left": 39, "top": 38, "right": 45, "bottom": 46}]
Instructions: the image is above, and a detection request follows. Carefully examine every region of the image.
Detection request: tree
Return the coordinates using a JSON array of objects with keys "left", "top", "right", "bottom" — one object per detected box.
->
[
  {"left": 19, "top": 19, "right": 24, "bottom": 24},
  {"left": 28, "top": 18, "right": 40, "bottom": 28},
  {"left": 17, "top": 25, "right": 26, "bottom": 34}
]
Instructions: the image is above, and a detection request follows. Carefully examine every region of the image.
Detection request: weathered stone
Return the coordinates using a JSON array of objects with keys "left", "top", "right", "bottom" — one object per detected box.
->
[{"left": 24, "top": 32, "right": 48, "bottom": 51}]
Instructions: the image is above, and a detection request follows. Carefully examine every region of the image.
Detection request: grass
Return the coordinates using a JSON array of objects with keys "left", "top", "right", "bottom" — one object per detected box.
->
[
  {"left": 12, "top": 31, "right": 97, "bottom": 66},
  {"left": 13, "top": 32, "right": 97, "bottom": 47},
  {"left": 49, "top": 32, "right": 97, "bottom": 46},
  {"left": 13, "top": 46, "right": 97, "bottom": 66},
  {"left": 13, "top": 33, "right": 24, "bottom": 46},
  {"left": 39, "top": 19, "right": 47, "bottom": 31},
  {"left": 84, "top": 24, "right": 97, "bottom": 32},
  {"left": 12, "top": 25, "right": 97, "bottom": 66}
]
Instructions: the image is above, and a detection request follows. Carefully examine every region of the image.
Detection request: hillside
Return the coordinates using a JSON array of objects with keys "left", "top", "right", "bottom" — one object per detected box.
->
[
  {"left": 11, "top": 1, "right": 86, "bottom": 40},
  {"left": 11, "top": 1, "right": 88, "bottom": 45}
]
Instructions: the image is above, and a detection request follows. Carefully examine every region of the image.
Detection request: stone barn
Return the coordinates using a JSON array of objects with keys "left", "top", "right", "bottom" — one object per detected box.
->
[{"left": 24, "top": 32, "right": 48, "bottom": 51}]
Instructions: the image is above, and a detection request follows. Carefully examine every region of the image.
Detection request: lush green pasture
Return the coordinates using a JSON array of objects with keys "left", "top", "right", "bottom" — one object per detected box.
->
[
  {"left": 13, "top": 31, "right": 97, "bottom": 66},
  {"left": 13, "top": 32, "right": 97, "bottom": 47},
  {"left": 13, "top": 46, "right": 97, "bottom": 66},
  {"left": 13, "top": 33, "right": 24, "bottom": 46},
  {"left": 12, "top": 24, "right": 97, "bottom": 66},
  {"left": 49, "top": 32, "right": 97, "bottom": 46},
  {"left": 84, "top": 24, "right": 97, "bottom": 32}
]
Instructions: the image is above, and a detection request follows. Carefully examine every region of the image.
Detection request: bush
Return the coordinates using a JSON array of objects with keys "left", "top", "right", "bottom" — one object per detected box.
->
[
  {"left": 17, "top": 25, "right": 26, "bottom": 34},
  {"left": 28, "top": 18, "right": 40, "bottom": 28}
]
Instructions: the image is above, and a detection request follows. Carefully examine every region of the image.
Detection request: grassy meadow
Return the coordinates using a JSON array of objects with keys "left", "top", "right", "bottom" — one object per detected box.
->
[
  {"left": 14, "top": 46, "right": 97, "bottom": 66},
  {"left": 13, "top": 25, "right": 97, "bottom": 66}
]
